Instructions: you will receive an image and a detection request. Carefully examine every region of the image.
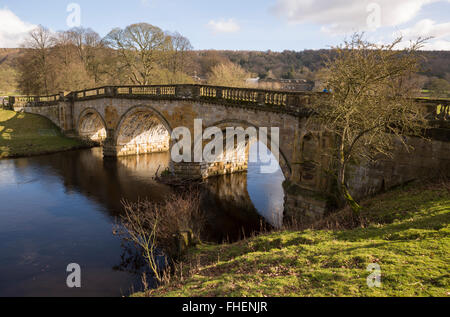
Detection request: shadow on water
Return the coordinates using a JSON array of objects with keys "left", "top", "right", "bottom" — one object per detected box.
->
[{"left": 0, "top": 145, "right": 285, "bottom": 296}]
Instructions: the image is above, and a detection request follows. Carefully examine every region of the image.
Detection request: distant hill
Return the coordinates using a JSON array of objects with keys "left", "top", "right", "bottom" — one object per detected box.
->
[
  {"left": 0, "top": 48, "right": 21, "bottom": 67},
  {"left": 3, "top": 47, "right": 449, "bottom": 80},
  {"left": 216, "top": 50, "right": 450, "bottom": 81}
]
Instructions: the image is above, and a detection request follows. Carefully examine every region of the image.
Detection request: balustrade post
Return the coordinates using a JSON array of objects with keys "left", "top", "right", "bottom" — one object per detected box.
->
[
  {"left": 286, "top": 94, "right": 298, "bottom": 108},
  {"left": 175, "top": 85, "right": 182, "bottom": 98},
  {"left": 105, "top": 87, "right": 114, "bottom": 97},
  {"left": 424, "top": 103, "right": 437, "bottom": 120},
  {"left": 216, "top": 88, "right": 223, "bottom": 99},
  {"left": 192, "top": 85, "right": 201, "bottom": 99},
  {"left": 257, "top": 92, "right": 266, "bottom": 106},
  {"left": 175, "top": 85, "right": 192, "bottom": 99}
]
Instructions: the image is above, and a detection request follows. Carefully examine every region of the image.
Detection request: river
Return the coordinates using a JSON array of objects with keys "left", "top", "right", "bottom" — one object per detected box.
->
[{"left": 0, "top": 145, "right": 285, "bottom": 296}]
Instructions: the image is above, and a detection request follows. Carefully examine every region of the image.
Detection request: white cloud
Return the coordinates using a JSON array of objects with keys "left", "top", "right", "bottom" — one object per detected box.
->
[
  {"left": 395, "top": 38, "right": 450, "bottom": 50},
  {"left": 395, "top": 19, "right": 450, "bottom": 50},
  {"left": 208, "top": 19, "right": 240, "bottom": 34},
  {"left": 421, "top": 40, "right": 450, "bottom": 50},
  {"left": 272, "top": 0, "right": 442, "bottom": 34},
  {"left": 0, "top": 8, "right": 36, "bottom": 48},
  {"left": 397, "top": 19, "right": 450, "bottom": 39}
]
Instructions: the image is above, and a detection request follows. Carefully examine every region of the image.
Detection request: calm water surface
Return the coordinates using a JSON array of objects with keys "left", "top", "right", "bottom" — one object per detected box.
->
[{"left": 0, "top": 146, "right": 284, "bottom": 296}]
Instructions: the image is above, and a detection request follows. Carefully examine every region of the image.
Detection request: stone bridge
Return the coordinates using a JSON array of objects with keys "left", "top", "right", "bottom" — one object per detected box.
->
[{"left": 10, "top": 85, "right": 450, "bottom": 219}]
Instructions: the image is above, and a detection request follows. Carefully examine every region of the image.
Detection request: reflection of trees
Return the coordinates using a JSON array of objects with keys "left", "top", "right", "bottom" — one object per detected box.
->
[
  {"left": 113, "top": 241, "right": 147, "bottom": 275},
  {"left": 21, "top": 148, "right": 172, "bottom": 218},
  {"left": 112, "top": 241, "right": 160, "bottom": 291}
]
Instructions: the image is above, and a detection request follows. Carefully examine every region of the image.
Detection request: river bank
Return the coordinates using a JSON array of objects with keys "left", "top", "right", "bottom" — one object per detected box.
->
[
  {"left": 0, "top": 109, "right": 90, "bottom": 159},
  {"left": 135, "top": 180, "right": 450, "bottom": 297}
]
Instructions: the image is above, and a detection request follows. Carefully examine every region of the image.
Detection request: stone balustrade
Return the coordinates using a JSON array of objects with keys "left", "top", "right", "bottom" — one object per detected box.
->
[
  {"left": 9, "top": 85, "right": 450, "bottom": 121},
  {"left": 419, "top": 99, "right": 450, "bottom": 122},
  {"left": 10, "top": 85, "right": 324, "bottom": 116},
  {"left": 11, "top": 94, "right": 60, "bottom": 106}
]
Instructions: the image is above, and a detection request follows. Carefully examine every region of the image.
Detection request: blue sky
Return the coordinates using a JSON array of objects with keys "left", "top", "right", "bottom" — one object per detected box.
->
[{"left": 1, "top": 0, "right": 449, "bottom": 51}]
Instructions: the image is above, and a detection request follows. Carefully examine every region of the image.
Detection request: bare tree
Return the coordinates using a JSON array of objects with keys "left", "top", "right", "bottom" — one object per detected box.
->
[
  {"left": 167, "top": 32, "right": 193, "bottom": 75},
  {"left": 20, "top": 25, "right": 55, "bottom": 95},
  {"left": 52, "top": 30, "right": 92, "bottom": 91},
  {"left": 207, "top": 61, "right": 251, "bottom": 87},
  {"left": 104, "top": 23, "right": 170, "bottom": 85},
  {"left": 65, "top": 27, "right": 108, "bottom": 85},
  {"left": 116, "top": 190, "right": 204, "bottom": 283},
  {"left": 317, "top": 34, "right": 429, "bottom": 213}
]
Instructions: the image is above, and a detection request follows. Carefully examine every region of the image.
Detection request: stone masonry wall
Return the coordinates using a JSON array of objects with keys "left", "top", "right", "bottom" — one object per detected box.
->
[
  {"left": 15, "top": 102, "right": 73, "bottom": 133},
  {"left": 347, "top": 136, "right": 450, "bottom": 200},
  {"left": 73, "top": 98, "right": 299, "bottom": 179}
]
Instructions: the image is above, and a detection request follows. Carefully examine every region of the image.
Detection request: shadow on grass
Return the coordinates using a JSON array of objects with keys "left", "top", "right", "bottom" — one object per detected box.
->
[
  {"left": 334, "top": 208, "right": 450, "bottom": 242},
  {"left": 0, "top": 109, "right": 90, "bottom": 159}
]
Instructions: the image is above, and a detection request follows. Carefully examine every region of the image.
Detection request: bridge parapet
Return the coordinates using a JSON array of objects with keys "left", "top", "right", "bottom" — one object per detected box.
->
[
  {"left": 10, "top": 85, "right": 450, "bottom": 121},
  {"left": 11, "top": 85, "right": 326, "bottom": 116},
  {"left": 417, "top": 98, "right": 450, "bottom": 122},
  {"left": 10, "top": 94, "right": 61, "bottom": 108}
]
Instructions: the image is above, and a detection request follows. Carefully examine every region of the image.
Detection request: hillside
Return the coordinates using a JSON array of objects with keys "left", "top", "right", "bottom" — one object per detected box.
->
[
  {"left": 139, "top": 180, "right": 449, "bottom": 297},
  {"left": 218, "top": 50, "right": 450, "bottom": 81},
  {"left": 0, "top": 48, "right": 21, "bottom": 67},
  {"left": 0, "top": 49, "right": 21, "bottom": 95}
]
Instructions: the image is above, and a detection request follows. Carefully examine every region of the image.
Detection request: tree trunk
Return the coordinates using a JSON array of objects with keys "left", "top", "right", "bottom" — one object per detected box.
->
[{"left": 338, "top": 142, "right": 362, "bottom": 214}]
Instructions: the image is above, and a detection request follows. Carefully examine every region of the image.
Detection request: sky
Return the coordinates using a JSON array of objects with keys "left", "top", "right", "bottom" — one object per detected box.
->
[{"left": 0, "top": 0, "right": 449, "bottom": 51}]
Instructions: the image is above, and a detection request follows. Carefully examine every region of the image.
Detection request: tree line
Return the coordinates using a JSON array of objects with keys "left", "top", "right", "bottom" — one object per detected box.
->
[
  {"left": 4, "top": 22, "right": 450, "bottom": 97},
  {"left": 16, "top": 23, "right": 198, "bottom": 95},
  {"left": 13, "top": 23, "right": 263, "bottom": 96}
]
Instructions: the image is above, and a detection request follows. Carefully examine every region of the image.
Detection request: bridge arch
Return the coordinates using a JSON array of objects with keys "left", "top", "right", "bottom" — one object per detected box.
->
[
  {"left": 114, "top": 105, "right": 173, "bottom": 157},
  {"left": 196, "top": 119, "right": 292, "bottom": 180},
  {"left": 77, "top": 108, "right": 107, "bottom": 143}
]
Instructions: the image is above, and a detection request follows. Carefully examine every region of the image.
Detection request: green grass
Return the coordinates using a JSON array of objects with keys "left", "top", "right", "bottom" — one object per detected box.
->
[
  {"left": 141, "top": 181, "right": 450, "bottom": 297},
  {"left": 0, "top": 109, "right": 87, "bottom": 159}
]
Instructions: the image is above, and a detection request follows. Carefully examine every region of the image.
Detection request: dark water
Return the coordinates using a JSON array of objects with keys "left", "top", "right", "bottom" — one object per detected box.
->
[{"left": 0, "top": 146, "right": 284, "bottom": 297}]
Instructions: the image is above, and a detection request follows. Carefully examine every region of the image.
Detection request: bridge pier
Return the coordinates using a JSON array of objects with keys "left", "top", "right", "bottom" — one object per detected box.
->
[
  {"left": 103, "top": 129, "right": 118, "bottom": 157},
  {"left": 283, "top": 181, "right": 329, "bottom": 222},
  {"left": 172, "top": 162, "right": 205, "bottom": 179},
  {"left": 172, "top": 160, "right": 249, "bottom": 180}
]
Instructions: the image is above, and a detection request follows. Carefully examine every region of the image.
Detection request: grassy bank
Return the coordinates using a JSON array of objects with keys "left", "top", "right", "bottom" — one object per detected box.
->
[
  {"left": 139, "top": 181, "right": 449, "bottom": 297},
  {"left": 0, "top": 109, "right": 87, "bottom": 159}
]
